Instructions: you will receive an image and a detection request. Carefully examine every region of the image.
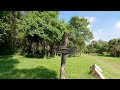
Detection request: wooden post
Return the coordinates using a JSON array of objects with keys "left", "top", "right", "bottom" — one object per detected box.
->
[{"left": 60, "top": 32, "right": 68, "bottom": 79}]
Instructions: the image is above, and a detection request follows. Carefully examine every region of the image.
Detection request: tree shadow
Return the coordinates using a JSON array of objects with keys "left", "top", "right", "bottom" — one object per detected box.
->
[
  {"left": 0, "top": 55, "right": 57, "bottom": 79},
  {"left": 24, "top": 53, "right": 45, "bottom": 59},
  {"left": 0, "top": 48, "right": 17, "bottom": 55},
  {"left": 97, "top": 54, "right": 113, "bottom": 58},
  {"left": 0, "top": 55, "right": 19, "bottom": 69}
]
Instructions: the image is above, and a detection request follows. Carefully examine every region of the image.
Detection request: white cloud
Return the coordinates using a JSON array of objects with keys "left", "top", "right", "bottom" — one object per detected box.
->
[
  {"left": 115, "top": 21, "right": 120, "bottom": 29},
  {"left": 98, "top": 29, "right": 103, "bottom": 32},
  {"left": 84, "top": 16, "right": 96, "bottom": 28},
  {"left": 85, "top": 16, "right": 96, "bottom": 23},
  {"left": 88, "top": 17, "right": 96, "bottom": 23},
  {"left": 93, "top": 28, "right": 120, "bottom": 42}
]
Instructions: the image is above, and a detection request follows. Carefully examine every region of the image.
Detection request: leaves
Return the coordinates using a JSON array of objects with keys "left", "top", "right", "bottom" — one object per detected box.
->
[
  {"left": 17, "top": 11, "right": 67, "bottom": 43},
  {"left": 108, "top": 38, "right": 120, "bottom": 57},
  {"left": 87, "top": 40, "right": 109, "bottom": 54},
  {"left": 67, "top": 16, "right": 93, "bottom": 52}
]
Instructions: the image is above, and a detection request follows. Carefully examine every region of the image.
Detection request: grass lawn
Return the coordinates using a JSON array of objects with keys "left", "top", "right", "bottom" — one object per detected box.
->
[{"left": 0, "top": 54, "right": 120, "bottom": 79}]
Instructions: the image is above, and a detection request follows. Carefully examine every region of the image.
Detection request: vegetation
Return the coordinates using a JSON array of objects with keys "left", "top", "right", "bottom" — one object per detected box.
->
[
  {"left": 108, "top": 38, "right": 120, "bottom": 57},
  {"left": 86, "top": 40, "right": 108, "bottom": 54},
  {"left": 0, "top": 11, "right": 21, "bottom": 54},
  {"left": 17, "top": 11, "right": 68, "bottom": 58},
  {"left": 86, "top": 38, "right": 120, "bottom": 57},
  {"left": 0, "top": 11, "right": 93, "bottom": 57},
  {"left": 67, "top": 16, "right": 93, "bottom": 53}
]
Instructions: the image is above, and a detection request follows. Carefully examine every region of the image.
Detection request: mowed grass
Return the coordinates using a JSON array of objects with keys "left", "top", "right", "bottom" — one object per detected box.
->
[{"left": 0, "top": 54, "right": 120, "bottom": 79}]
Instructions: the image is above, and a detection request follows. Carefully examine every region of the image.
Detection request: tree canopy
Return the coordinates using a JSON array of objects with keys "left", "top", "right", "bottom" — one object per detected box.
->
[
  {"left": 67, "top": 16, "right": 93, "bottom": 52},
  {"left": 16, "top": 11, "right": 68, "bottom": 57},
  {"left": 108, "top": 38, "right": 120, "bottom": 57}
]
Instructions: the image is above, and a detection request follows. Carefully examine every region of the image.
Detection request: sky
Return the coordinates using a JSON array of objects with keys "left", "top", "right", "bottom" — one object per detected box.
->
[{"left": 58, "top": 11, "right": 120, "bottom": 42}]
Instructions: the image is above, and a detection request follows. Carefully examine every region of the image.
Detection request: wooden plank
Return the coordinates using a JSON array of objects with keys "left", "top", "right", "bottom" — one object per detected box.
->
[
  {"left": 90, "top": 64, "right": 105, "bottom": 79},
  {"left": 59, "top": 46, "right": 68, "bottom": 50}
]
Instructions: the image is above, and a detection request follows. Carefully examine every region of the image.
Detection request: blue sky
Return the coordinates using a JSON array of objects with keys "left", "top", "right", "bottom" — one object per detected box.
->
[{"left": 58, "top": 11, "right": 120, "bottom": 42}]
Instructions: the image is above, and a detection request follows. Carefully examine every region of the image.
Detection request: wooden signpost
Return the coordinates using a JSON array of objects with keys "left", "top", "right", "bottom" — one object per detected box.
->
[{"left": 60, "top": 32, "right": 69, "bottom": 79}]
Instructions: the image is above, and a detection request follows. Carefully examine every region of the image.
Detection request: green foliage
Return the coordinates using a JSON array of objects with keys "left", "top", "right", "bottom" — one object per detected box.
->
[
  {"left": 67, "top": 16, "right": 94, "bottom": 53},
  {"left": 86, "top": 44, "right": 93, "bottom": 53},
  {"left": 17, "top": 11, "right": 68, "bottom": 57},
  {"left": 108, "top": 38, "right": 120, "bottom": 57},
  {"left": 0, "top": 11, "right": 10, "bottom": 44},
  {"left": 0, "top": 11, "right": 94, "bottom": 57},
  {"left": 68, "top": 16, "right": 93, "bottom": 41},
  {"left": 97, "top": 39, "right": 109, "bottom": 54},
  {"left": 17, "top": 11, "right": 64, "bottom": 41},
  {"left": 86, "top": 40, "right": 109, "bottom": 54},
  {"left": 86, "top": 38, "right": 120, "bottom": 57},
  {"left": 0, "top": 11, "right": 22, "bottom": 55}
]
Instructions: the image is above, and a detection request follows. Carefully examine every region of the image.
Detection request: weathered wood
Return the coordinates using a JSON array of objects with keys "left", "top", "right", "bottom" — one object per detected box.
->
[
  {"left": 60, "top": 32, "right": 68, "bottom": 79},
  {"left": 92, "top": 67, "right": 105, "bottom": 79},
  {"left": 60, "top": 53, "right": 66, "bottom": 79},
  {"left": 59, "top": 46, "right": 68, "bottom": 50},
  {"left": 57, "top": 49, "right": 69, "bottom": 54},
  {"left": 90, "top": 64, "right": 105, "bottom": 79},
  {"left": 94, "top": 64, "right": 102, "bottom": 72}
]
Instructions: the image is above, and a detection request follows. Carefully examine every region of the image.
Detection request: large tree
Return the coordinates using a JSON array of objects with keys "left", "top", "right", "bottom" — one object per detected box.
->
[
  {"left": 108, "top": 38, "right": 120, "bottom": 57},
  {"left": 17, "top": 11, "right": 68, "bottom": 57},
  {"left": 67, "top": 16, "right": 93, "bottom": 53},
  {"left": 0, "top": 11, "right": 22, "bottom": 54},
  {"left": 0, "top": 11, "right": 10, "bottom": 48}
]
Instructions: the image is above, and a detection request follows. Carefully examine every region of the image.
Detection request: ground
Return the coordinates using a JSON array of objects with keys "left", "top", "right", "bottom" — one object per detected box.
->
[{"left": 0, "top": 54, "right": 120, "bottom": 79}]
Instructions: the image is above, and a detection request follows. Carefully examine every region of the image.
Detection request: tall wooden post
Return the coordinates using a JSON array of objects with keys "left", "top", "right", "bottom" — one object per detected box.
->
[{"left": 60, "top": 32, "right": 68, "bottom": 79}]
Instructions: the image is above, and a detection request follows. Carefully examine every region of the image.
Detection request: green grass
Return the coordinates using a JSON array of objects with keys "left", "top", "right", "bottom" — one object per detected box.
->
[{"left": 0, "top": 54, "right": 120, "bottom": 79}]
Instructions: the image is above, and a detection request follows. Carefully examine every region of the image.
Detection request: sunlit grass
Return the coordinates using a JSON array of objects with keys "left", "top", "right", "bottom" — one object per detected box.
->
[{"left": 0, "top": 54, "right": 120, "bottom": 79}]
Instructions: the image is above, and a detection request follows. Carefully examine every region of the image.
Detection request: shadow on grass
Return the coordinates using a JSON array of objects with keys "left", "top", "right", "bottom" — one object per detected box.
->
[
  {"left": 0, "top": 55, "right": 57, "bottom": 79},
  {"left": 97, "top": 54, "right": 113, "bottom": 58},
  {"left": 24, "top": 54, "right": 44, "bottom": 59},
  {"left": 0, "top": 55, "right": 19, "bottom": 67},
  {"left": 24, "top": 54, "right": 57, "bottom": 60}
]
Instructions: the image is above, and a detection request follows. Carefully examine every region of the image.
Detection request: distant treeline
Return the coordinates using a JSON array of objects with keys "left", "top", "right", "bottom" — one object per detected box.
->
[{"left": 86, "top": 39, "right": 120, "bottom": 57}]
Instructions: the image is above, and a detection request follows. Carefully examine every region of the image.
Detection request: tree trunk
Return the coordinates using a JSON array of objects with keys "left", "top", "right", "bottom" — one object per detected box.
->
[
  {"left": 44, "top": 41, "right": 46, "bottom": 57},
  {"left": 60, "top": 53, "right": 66, "bottom": 79},
  {"left": 50, "top": 44, "right": 54, "bottom": 57},
  {"left": 60, "top": 32, "right": 68, "bottom": 79}
]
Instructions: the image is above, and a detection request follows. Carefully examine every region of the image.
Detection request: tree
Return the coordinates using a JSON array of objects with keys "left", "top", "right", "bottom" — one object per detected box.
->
[
  {"left": 86, "top": 43, "right": 95, "bottom": 53},
  {"left": 67, "top": 16, "right": 93, "bottom": 54},
  {"left": 0, "top": 11, "right": 22, "bottom": 55},
  {"left": 0, "top": 11, "right": 10, "bottom": 48},
  {"left": 9, "top": 11, "right": 22, "bottom": 49},
  {"left": 0, "top": 11, "right": 21, "bottom": 54},
  {"left": 17, "top": 11, "right": 68, "bottom": 58},
  {"left": 86, "top": 40, "right": 109, "bottom": 54},
  {"left": 96, "top": 40, "right": 108, "bottom": 54},
  {"left": 108, "top": 38, "right": 120, "bottom": 57}
]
